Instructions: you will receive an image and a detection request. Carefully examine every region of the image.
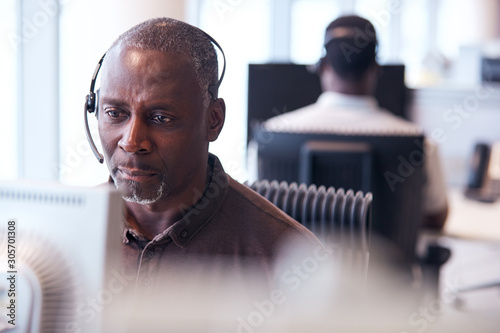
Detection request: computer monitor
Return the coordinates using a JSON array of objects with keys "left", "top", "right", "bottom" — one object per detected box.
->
[
  {"left": 0, "top": 181, "right": 123, "bottom": 333},
  {"left": 252, "top": 127, "right": 425, "bottom": 264},
  {"left": 247, "top": 63, "right": 408, "bottom": 143}
]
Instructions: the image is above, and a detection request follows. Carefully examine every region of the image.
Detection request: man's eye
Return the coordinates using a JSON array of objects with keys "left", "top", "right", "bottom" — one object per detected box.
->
[
  {"left": 105, "top": 110, "right": 122, "bottom": 118},
  {"left": 152, "top": 115, "right": 171, "bottom": 123}
]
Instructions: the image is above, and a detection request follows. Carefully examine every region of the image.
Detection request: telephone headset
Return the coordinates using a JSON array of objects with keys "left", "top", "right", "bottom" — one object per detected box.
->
[
  {"left": 467, "top": 143, "right": 491, "bottom": 190},
  {"left": 84, "top": 28, "right": 226, "bottom": 164},
  {"left": 465, "top": 142, "right": 500, "bottom": 202}
]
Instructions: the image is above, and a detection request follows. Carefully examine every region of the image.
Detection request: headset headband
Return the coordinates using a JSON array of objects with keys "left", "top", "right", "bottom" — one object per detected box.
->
[{"left": 84, "top": 29, "right": 226, "bottom": 164}]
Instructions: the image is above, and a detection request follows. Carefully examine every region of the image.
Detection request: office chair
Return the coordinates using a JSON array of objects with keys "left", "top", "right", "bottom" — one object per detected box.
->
[{"left": 245, "top": 179, "right": 373, "bottom": 272}]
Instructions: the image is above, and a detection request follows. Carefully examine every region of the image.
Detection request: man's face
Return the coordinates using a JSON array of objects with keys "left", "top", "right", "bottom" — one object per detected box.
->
[{"left": 98, "top": 45, "right": 221, "bottom": 204}]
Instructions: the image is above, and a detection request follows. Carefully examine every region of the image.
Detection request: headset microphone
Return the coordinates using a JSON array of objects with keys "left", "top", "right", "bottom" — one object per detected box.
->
[{"left": 84, "top": 29, "right": 226, "bottom": 164}]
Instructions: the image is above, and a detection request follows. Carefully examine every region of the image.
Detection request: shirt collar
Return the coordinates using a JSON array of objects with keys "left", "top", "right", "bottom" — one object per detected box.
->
[
  {"left": 316, "top": 91, "right": 380, "bottom": 111},
  {"left": 122, "top": 154, "right": 229, "bottom": 248}
]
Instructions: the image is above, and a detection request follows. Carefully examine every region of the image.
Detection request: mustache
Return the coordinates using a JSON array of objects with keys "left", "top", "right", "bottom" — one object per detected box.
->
[{"left": 112, "top": 161, "right": 163, "bottom": 175}]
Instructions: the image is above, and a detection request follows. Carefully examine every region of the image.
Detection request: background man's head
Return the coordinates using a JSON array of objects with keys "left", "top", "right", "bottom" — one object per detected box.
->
[{"left": 320, "top": 15, "right": 378, "bottom": 92}]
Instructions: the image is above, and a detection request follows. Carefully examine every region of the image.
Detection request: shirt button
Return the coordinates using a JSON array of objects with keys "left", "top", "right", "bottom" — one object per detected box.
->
[
  {"left": 143, "top": 278, "right": 151, "bottom": 286},
  {"left": 180, "top": 230, "right": 188, "bottom": 238},
  {"left": 146, "top": 250, "right": 155, "bottom": 259}
]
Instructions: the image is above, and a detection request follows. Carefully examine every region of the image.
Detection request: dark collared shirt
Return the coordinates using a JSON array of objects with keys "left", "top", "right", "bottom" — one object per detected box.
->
[{"left": 120, "top": 154, "right": 323, "bottom": 292}]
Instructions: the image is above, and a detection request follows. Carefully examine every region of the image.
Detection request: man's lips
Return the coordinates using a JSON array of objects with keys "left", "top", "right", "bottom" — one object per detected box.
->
[{"left": 117, "top": 167, "right": 157, "bottom": 182}]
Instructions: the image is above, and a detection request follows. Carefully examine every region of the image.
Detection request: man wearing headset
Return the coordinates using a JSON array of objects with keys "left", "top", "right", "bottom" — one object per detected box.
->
[
  {"left": 261, "top": 15, "right": 449, "bottom": 230},
  {"left": 88, "top": 18, "right": 323, "bottom": 292}
]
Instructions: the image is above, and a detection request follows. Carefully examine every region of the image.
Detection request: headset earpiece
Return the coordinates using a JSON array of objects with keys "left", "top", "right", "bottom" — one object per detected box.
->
[
  {"left": 85, "top": 92, "right": 96, "bottom": 113},
  {"left": 208, "top": 85, "right": 219, "bottom": 101},
  {"left": 84, "top": 90, "right": 104, "bottom": 164}
]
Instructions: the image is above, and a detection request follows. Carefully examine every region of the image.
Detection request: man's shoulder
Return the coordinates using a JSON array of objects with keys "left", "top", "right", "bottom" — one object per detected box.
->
[
  {"left": 224, "top": 177, "right": 322, "bottom": 245},
  {"left": 262, "top": 103, "right": 318, "bottom": 132},
  {"left": 226, "top": 177, "right": 297, "bottom": 226}
]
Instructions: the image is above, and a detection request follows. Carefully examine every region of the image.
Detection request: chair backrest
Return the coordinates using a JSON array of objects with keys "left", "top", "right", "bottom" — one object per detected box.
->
[
  {"left": 246, "top": 179, "right": 373, "bottom": 271},
  {"left": 300, "top": 140, "right": 373, "bottom": 193}
]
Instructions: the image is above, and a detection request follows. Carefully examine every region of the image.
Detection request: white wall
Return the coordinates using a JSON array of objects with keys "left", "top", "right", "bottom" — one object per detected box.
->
[
  {"left": 410, "top": 85, "right": 500, "bottom": 187},
  {"left": 15, "top": 0, "right": 60, "bottom": 180},
  {"left": 0, "top": 1, "right": 19, "bottom": 180},
  {"left": 59, "top": 0, "right": 186, "bottom": 186}
]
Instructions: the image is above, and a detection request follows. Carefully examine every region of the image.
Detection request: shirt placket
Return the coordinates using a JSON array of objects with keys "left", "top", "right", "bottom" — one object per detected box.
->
[{"left": 136, "top": 240, "right": 160, "bottom": 288}]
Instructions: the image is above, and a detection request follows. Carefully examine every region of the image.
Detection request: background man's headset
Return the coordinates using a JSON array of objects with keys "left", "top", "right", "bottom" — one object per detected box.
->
[{"left": 84, "top": 30, "right": 226, "bottom": 164}]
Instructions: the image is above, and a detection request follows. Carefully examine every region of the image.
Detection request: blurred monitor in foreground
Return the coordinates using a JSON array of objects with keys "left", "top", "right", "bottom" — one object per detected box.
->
[{"left": 0, "top": 181, "right": 123, "bottom": 333}]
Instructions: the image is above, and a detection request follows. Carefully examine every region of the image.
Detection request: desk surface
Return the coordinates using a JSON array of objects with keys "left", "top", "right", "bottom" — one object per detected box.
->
[{"left": 443, "top": 188, "right": 500, "bottom": 241}]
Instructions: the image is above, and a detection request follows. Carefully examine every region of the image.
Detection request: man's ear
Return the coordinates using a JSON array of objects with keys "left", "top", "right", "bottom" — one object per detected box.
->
[{"left": 206, "top": 98, "right": 226, "bottom": 142}]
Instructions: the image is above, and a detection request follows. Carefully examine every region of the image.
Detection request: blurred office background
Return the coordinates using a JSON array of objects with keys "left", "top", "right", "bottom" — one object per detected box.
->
[{"left": 1, "top": 0, "right": 499, "bottom": 186}]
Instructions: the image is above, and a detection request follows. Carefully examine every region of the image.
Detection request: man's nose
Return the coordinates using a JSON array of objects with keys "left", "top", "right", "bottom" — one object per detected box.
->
[{"left": 118, "top": 117, "right": 152, "bottom": 154}]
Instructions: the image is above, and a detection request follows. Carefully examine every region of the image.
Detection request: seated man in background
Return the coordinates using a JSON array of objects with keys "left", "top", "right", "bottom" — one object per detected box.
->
[
  {"left": 92, "top": 17, "right": 324, "bottom": 294},
  {"left": 261, "top": 15, "right": 448, "bottom": 230}
]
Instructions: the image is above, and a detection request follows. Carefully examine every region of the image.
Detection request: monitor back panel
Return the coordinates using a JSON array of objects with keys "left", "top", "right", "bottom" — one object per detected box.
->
[
  {"left": 254, "top": 129, "right": 424, "bottom": 264},
  {"left": 0, "top": 181, "right": 123, "bottom": 333}
]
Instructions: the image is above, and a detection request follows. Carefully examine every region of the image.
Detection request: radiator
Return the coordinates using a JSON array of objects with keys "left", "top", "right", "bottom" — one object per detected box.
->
[{"left": 246, "top": 179, "right": 372, "bottom": 253}]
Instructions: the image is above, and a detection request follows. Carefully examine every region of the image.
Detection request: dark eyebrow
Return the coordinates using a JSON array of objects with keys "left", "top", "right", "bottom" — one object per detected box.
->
[
  {"left": 99, "top": 97, "right": 179, "bottom": 113},
  {"left": 99, "top": 97, "right": 128, "bottom": 108}
]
